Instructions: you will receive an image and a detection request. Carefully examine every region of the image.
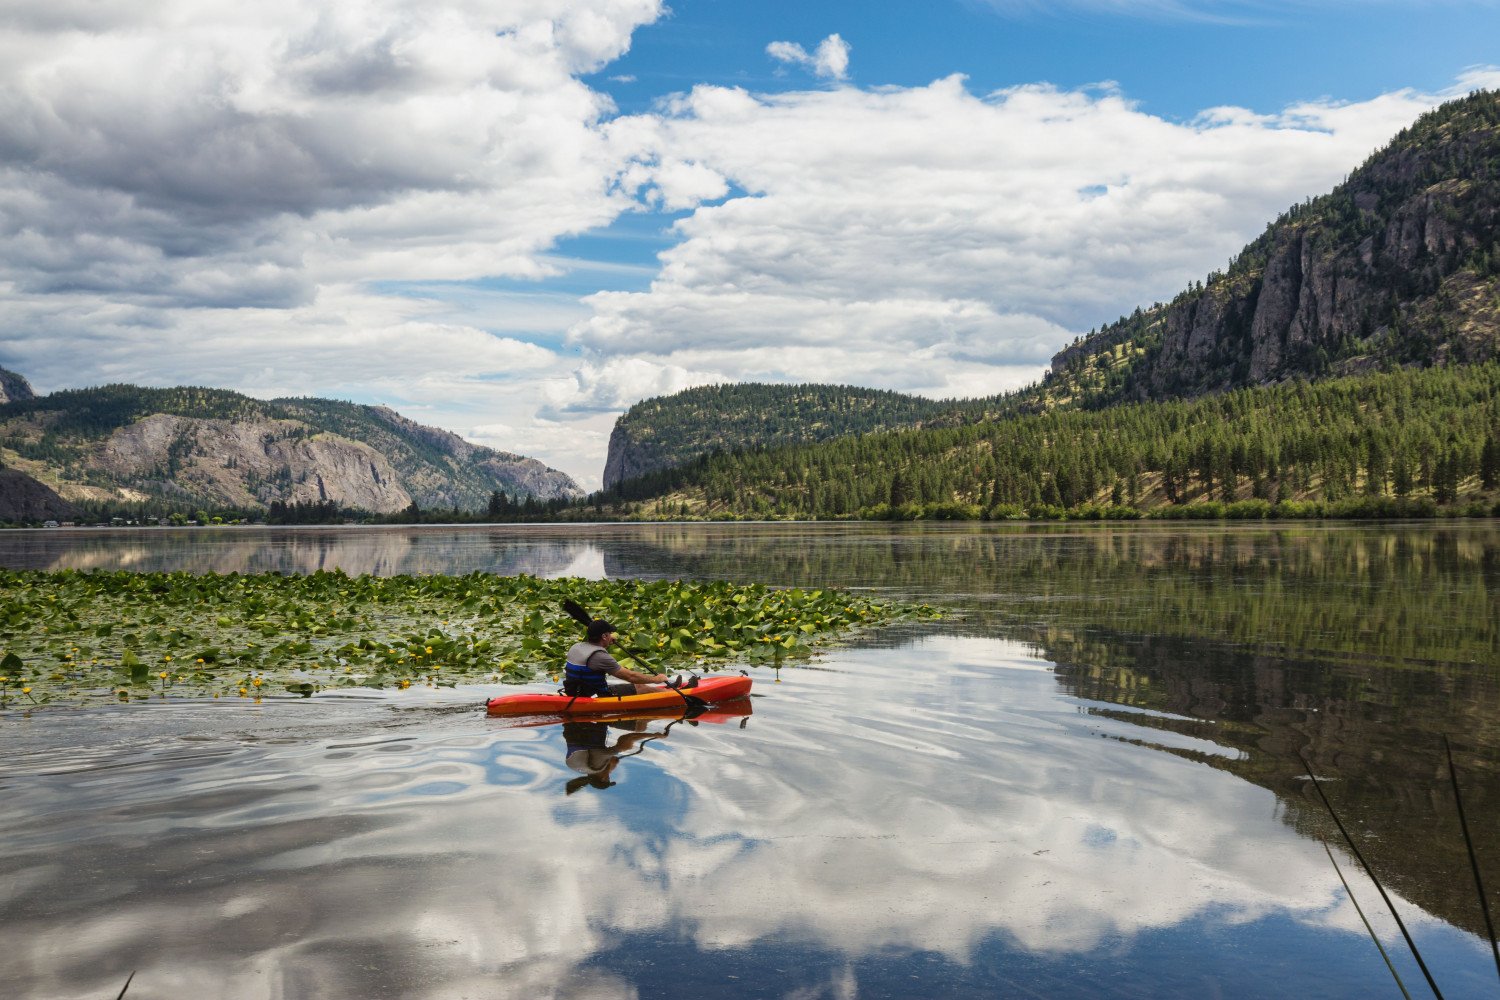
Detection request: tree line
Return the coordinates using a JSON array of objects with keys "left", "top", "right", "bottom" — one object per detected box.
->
[{"left": 583, "top": 362, "right": 1500, "bottom": 521}]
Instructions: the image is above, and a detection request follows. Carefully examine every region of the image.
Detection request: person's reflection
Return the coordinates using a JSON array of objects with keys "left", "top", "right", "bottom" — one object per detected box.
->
[{"left": 563, "top": 719, "right": 672, "bottom": 794}]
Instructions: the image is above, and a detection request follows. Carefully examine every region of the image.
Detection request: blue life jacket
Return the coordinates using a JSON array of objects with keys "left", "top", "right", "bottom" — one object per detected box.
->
[{"left": 563, "top": 641, "right": 612, "bottom": 697}]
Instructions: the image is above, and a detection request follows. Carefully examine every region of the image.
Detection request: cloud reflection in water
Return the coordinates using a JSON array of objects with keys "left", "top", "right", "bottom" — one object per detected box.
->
[{"left": 0, "top": 634, "right": 1460, "bottom": 999}]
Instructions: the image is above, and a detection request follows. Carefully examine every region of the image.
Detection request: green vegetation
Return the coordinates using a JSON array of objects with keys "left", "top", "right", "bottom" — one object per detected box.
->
[
  {"left": 585, "top": 362, "right": 1500, "bottom": 521},
  {"left": 0, "top": 569, "right": 937, "bottom": 707},
  {"left": 604, "top": 382, "right": 1019, "bottom": 486}
]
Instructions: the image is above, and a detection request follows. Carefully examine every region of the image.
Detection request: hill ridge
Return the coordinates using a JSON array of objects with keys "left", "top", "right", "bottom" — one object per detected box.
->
[{"left": 0, "top": 380, "right": 580, "bottom": 514}]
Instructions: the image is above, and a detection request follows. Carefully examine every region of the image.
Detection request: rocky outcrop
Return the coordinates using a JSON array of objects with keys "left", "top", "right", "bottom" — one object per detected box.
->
[
  {"left": 602, "top": 420, "right": 657, "bottom": 490},
  {"left": 1051, "top": 90, "right": 1500, "bottom": 401},
  {"left": 0, "top": 368, "right": 35, "bottom": 404},
  {"left": 99, "top": 414, "right": 414, "bottom": 512},
  {"left": 0, "top": 469, "right": 79, "bottom": 522}
]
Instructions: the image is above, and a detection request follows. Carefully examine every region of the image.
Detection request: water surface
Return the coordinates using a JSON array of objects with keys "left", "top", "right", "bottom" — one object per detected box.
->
[{"left": 1, "top": 522, "right": 1496, "bottom": 999}]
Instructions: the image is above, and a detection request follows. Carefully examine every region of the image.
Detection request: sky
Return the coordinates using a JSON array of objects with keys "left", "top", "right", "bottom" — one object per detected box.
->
[{"left": 2, "top": 1, "right": 1499, "bottom": 489}]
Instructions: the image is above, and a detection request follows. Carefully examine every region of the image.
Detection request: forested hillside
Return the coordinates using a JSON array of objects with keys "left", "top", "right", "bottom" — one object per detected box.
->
[
  {"left": 587, "top": 363, "right": 1500, "bottom": 520},
  {"left": 0, "top": 382, "right": 580, "bottom": 514},
  {"left": 603, "top": 383, "right": 1010, "bottom": 487},
  {"left": 1046, "top": 89, "right": 1500, "bottom": 406}
]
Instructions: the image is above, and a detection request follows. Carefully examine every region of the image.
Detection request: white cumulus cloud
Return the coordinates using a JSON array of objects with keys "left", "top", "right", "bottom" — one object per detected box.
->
[{"left": 766, "top": 34, "right": 851, "bottom": 80}]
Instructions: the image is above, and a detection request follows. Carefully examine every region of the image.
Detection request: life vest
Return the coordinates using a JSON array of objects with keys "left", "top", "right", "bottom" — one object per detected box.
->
[{"left": 563, "top": 641, "right": 613, "bottom": 697}]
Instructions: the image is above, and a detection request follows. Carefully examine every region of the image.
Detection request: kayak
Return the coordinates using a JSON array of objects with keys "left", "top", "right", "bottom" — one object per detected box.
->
[
  {"left": 503, "top": 697, "right": 753, "bottom": 728},
  {"left": 485, "top": 674, "right": 752, "bottom": 717}
]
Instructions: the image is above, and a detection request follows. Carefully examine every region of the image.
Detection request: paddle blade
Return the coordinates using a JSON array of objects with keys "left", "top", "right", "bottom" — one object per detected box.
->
[{"left": 562, "top": 599, "right": 592, "bottom": 627}]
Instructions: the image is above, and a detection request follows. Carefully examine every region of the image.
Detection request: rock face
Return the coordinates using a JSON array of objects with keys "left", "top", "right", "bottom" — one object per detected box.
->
[
  {"left": 99, "top": 414, "right": 414, "bottom": 512},
  {"left": 603, "top": 420, "right": 656, "bottom": 490},
  {"left": 1050, "top": 91, "right": 1500, "bottom": 402},
  {"left": 0, "top": 368, "right": 35, "bottom": 404},
  {"left": 0, "top": 469, "right": 79, "bottom": 522}
]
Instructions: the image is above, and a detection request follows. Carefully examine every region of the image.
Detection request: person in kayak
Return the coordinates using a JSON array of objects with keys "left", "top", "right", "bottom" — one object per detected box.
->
[{"left": 563, "top": 619, "right": 697, "bottom": 698}]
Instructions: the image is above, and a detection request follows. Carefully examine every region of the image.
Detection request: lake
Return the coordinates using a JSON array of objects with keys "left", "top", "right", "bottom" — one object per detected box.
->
[{"left": 1, "top": 522, "right": 1497, "bottom": 999}]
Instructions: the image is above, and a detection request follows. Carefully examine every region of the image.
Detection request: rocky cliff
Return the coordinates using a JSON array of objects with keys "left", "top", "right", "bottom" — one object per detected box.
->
[
  {"left": 603, "top": 419, "right": 658, "bottom": 490},
  {"left": 0, "top": 368, "right": 35, "bottom": 404},
  {"left": 0, "top": 381, "right": 581, "bottom": 513},
  {"left": 96, "top": 414, "right": 413, "bottom": 512},
  {"left": 1048, "top": 89, "right": 1500, "bottom": 403}
]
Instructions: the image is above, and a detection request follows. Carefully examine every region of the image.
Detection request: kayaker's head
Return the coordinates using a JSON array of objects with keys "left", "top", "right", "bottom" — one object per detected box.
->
[{"left": 587, "top": 619, "right": 617, "bottom": 646}]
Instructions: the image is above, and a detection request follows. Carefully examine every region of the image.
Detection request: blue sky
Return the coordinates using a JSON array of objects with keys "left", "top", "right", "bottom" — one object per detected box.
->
[
  {"left": 1, "top": 0, "right": 1497, "bottom": 487},
  {"left": 601, "top": 0, "right": 1500, "bottom": 115}
]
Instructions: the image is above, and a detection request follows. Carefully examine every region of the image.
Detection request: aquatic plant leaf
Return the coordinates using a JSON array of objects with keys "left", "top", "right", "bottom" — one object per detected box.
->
[{"left": 0, "top": 568, "right": 934, "bottom": 705}]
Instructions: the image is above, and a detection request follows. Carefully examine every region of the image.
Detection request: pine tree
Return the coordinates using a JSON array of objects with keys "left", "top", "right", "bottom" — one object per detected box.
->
[{"left": 1482, "top": 433, "right": 1500, "bottom": 490}]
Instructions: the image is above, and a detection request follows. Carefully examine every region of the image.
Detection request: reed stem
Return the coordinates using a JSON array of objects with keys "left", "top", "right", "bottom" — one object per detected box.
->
[
  {"left": 1443, "top": 735, "right": 1500, "bottom": 984},
  {"left": 1325, "top": 840, "right": 1413, "bottom": 1000},
  {"left": 1303, "top": 759, "right": 1445, "bottom": 999}
]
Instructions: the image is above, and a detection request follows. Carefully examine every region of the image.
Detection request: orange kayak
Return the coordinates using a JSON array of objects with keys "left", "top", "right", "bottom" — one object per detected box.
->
[
  {"left": 485, "top": 674, "right": 752, "bottom": 717},
  {"left": 503, "top": 697, "right": 753, "bottom": 728}
]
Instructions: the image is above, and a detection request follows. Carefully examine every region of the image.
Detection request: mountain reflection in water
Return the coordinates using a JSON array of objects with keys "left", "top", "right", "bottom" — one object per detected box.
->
[{"left": 0, "top": 522, "right": 1496, "bottom": 998}]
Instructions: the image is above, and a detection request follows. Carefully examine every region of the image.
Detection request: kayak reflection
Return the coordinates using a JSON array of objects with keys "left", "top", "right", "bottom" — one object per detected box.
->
[{"left": 544, "top": 698, "right": 752, "bottom": 795}]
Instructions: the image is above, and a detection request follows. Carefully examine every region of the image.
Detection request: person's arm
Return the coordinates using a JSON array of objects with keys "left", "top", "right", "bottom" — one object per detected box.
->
[{"left": 593, "top": 650, "right": 669, "bottom": 685}]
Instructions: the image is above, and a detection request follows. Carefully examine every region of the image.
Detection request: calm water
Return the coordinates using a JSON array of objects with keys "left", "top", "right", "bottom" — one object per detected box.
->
[{"left": 1, "top": 522, "right": 1497, "bottom": 999}]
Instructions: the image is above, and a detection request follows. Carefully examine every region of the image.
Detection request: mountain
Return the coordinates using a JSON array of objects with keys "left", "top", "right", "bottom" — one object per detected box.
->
[
  {"left": 0, "top": 381, "right": 581, "bottom": 514},
  {"left": 1045, "top": 88, "right": 1500, "bottom": 406},
  {"left": 603, "top": 383, "right": 1011, "bottom": 489}
]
